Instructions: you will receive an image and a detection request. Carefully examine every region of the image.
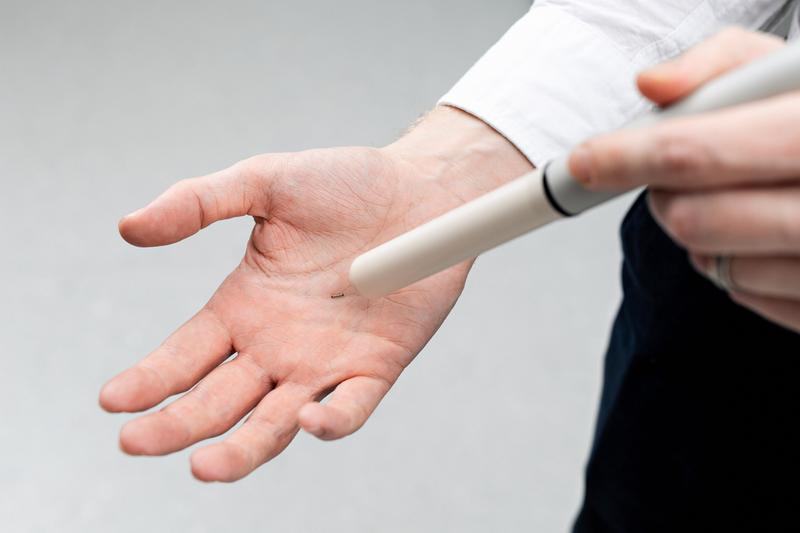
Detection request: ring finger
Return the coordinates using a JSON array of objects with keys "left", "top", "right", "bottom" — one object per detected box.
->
[
  {"left": 692, "top": 254, "right": 800, "bottom": 300},
  {"left": 649, "top": 186, "right": 800, "bottom": 255}
]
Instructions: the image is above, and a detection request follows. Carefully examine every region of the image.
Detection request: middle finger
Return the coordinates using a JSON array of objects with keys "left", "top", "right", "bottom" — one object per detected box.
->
[
  {"left": 649, "top": 186, "right": 800, "bottom": 255},
  {"left": 119, "top": 353, "right": 274, "bottom": 456}
]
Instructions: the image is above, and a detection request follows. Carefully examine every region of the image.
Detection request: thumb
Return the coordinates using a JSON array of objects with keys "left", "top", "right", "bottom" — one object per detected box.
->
[
  {"left": 119, "top": 158, "right": 274, "bottom": 247},
  {"left": 637, "top": 27, "right": 784, "bottom": 106}
]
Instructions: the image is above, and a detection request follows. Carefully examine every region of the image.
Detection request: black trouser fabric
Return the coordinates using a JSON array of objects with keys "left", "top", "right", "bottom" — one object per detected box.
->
[{"left": 572, "top": 192, "right": 800, "bottom": 533}]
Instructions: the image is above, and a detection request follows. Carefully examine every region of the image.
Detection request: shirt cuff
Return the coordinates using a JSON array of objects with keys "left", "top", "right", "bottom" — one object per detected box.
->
[{"left": 439, "top": 6, "right": 653, "bottom": 168}]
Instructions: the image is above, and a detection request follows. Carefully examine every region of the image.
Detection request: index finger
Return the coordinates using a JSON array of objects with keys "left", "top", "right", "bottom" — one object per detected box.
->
[{"left": 569, "top": 92, "right": 800, "bottom": 191}]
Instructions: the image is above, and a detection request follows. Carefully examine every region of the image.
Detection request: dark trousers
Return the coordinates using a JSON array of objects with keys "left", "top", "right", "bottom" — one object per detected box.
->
[{"left": 573, "top": 192, "right": 800, "bottom": 533}]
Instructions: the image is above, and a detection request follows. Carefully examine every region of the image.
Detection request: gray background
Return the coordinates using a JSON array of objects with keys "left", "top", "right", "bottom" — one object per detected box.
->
[{"left": 0, "top": 1, "right": 635, "bottom": 531}]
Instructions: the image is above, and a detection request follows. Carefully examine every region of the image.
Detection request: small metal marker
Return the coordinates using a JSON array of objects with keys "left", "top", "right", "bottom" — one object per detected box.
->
[{"left": 331, "top": 292, "right": 345, "bottom": 299}]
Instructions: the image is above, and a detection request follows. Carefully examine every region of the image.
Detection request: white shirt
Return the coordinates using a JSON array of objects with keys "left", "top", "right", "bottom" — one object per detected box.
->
[{"left": 440, "top": 0, "right": 797, "bottom": 168}]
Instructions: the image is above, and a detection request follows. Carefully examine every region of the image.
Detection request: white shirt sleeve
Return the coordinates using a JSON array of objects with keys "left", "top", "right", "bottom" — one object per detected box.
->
[{"left": 440, "top": 0, "right": 791, "bottom": 167}]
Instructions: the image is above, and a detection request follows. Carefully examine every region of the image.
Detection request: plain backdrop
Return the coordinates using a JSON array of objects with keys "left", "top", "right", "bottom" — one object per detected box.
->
[{"left": 0, "top": 1, "right": 636, "bottom": 531}]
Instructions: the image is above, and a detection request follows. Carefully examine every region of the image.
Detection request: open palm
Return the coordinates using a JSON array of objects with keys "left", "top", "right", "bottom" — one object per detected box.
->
[{"left": 100, "top": 145, "right": 473, "bottom": 482}]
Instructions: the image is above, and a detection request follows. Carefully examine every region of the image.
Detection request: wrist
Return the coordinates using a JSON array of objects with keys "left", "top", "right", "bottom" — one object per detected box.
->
[{"left": 383, "top": 106, "right": 534, "bottom": 201}]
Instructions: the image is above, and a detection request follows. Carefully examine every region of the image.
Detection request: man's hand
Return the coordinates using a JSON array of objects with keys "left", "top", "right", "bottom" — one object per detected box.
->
[
  {"left": 100, "top": 107, "right": 531, "bottom": 482},
  {"left": 569, "top": 28, "right": 800, "bottom": 333}
]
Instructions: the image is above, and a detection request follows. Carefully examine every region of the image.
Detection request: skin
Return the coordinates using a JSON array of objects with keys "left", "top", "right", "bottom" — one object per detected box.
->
[
  {"left": 99, "top": 107, "right": 533, "bottom": 482},
  {"left": 569, "top": 27, "right": 800, "bottom": 334},
  {"left": 103, "top": 26, "right": 800, "bottom": 483}
]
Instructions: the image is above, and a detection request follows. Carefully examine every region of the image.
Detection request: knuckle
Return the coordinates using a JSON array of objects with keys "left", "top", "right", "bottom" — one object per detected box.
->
[
  {"left": 712, "top": 27, "right": 751, "bottom": 53},
  {"left": 246, "top": 151, "right": 286, "bottom": 179},
  {"left": 233, "top": 154, "right": 280, "bottom": 184},
  {"left": 727, "top": 258, "right": 756, "bottom": 293},
  {"left": 596, "top": 141, "right": 627, "bottom": 175},
  {"left": 231, "top": 157, "right": 265, "bottom": 185},
  {"left": 232, "top": 155, "right": 282, "bottom": 212},
  {"left": 236, "top": 154, "right": 268, "bottom": 171},
  {"left": 717, "top": 26, "right": 748, "bottom": 43},
  {"left": 716, "top": 26, "right": 781, "bottom": 61},
  {"left": 171, "top": 177, "right": 198, "bottom": 197},
  {"left": 171, "top": 177, "right": 211, "bottom": 226},
  {"left": 581, "top": 139, "right": 627, "bottom": 184},
  {"left": 154, "top": 344, "right": 194, "bottom": 390},
  {"left": 788, "top": 93, "right": 800, "bottom": 115},
  {"left": 654, "top": 130, "right": 714, "bottom": 179},
  {"left": 344, "top": 400, "right": 370, "bottom": 433}
]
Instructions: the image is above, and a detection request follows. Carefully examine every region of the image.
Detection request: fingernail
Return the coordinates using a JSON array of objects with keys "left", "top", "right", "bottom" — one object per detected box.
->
[{"left": 569, "top": 146, "right": 593, "bottom": 185}]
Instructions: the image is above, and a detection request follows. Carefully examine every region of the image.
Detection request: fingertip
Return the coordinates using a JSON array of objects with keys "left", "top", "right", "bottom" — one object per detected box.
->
[
  {"left": 729, "top": 291, "right": 749, "bottom": 305},
  {"left": 99, "top": 367, "right": 164, "bottom": 413},
  {"left": 117, "top": 208, "right": 169, "bottom": 248},
  {"left": 99, "top": 373, "right": 141, "bottom": 413},
  {"left": 568, "top": 146, "right": 593, "bottom": 186},
  {"left": 299, "top": 402, "right": 357, "bottom": 441},
  {"left": 121, "top": 411, "right": 194, "bottom": 456},
  {"left": 119, "top": 418, "right": 154, "bottom": 456},
  {"left": 298, "top": 402, "right": 329, "bottom": 439},
  {"left": 688, "top": 253, "right": 711, "bottom": 276},
  {"left": 646, "top": 189, "right": 671, "bottom": 217},
  {"left": 99, "top": 378, "right": 125, "bottom": 413},
  {"left": 120, "top": 207, "right": 144, "bottom": 224},
  {"left": 569, "top": 135, "right": 633, "bottom": 190},
  {"left": 117, "top": 192, "right": 196, "bottom": 247},
  {"left": 117, "top": 212, "right": 142, "bottom": 246},
  {"left": 190, "top": 443, "right": 253, "bottom": 483},
  {"left": 636, "top": 65, "right": 689, "bottom": 106},
  {"left": 638, "top": 28, "right": 785, "bottom": 105}
]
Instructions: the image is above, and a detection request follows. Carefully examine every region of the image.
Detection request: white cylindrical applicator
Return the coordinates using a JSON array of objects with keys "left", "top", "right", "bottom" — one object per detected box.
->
[
  {"left": 350, "top": 41, "right": 800, "bottom": 298},
  {"left": 349, "top": 170, "right": 560, "bottom": 297}
]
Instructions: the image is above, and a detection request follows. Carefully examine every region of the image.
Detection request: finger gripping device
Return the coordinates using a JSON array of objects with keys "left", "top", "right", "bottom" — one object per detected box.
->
[{"left": 350, "top": 42, "right": 800, "bottom": 297}]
